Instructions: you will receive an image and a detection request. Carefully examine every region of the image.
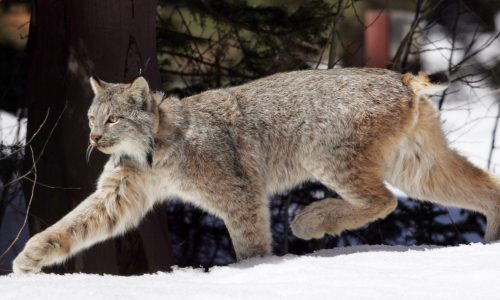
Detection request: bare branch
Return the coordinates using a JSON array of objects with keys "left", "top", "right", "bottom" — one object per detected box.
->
[
  {"left": 327, "top": 0, "right": 347, "bottom": 69},
  {"left": 0, "top": 145, "right": 36, "bottom": 264}
]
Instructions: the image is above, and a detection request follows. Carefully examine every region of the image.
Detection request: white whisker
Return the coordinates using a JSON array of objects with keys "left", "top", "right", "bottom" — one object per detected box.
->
[{"left": 86, "top": 144, "right": 94, "bottom": 163}]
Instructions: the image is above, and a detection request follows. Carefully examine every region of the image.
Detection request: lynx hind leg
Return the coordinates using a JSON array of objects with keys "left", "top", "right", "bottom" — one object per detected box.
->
[
  {"left": 389, "top": 143, "right": 500, "bottom": 242},
  {"left": 386, "top": 98, "right": 500, "bottom": 242},
  {"left": 291, "top": 164, "right": 397, "bottom": 240}
]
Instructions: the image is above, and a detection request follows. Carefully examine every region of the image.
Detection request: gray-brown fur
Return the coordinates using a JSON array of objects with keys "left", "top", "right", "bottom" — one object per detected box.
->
[{"left": 13, "top": 68, "right": 500, "bottom": 274}]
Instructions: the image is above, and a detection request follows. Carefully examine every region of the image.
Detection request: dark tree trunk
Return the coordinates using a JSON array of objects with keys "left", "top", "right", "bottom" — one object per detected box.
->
[{"left": 24, "top": 0, "right": 174, "bottom": 274}]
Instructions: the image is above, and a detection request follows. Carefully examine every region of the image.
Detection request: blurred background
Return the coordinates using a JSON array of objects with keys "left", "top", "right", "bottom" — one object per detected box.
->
[{"left": 1, "top": 0, "right": 500, "bottom": 274}]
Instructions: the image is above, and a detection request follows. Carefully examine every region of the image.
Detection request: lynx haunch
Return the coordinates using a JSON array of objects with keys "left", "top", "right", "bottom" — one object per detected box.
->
[{"left": 13, "top": 68, "right": 500, "bottom": 274}]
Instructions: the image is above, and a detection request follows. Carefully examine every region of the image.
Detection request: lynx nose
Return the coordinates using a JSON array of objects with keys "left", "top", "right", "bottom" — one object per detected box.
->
[{"left": 90, "top": 133, "right": 102, "bottom": 144}]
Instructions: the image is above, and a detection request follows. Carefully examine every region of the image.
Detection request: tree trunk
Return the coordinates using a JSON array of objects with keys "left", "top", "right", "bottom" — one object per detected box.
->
[{"left": 24, "top": 0, "right": 174, "bottom": 274}]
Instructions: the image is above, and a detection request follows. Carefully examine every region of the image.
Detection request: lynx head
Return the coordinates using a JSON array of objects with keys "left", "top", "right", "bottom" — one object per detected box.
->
[{"left": 87, "top": 76, "right": 156, "bottom": 167}]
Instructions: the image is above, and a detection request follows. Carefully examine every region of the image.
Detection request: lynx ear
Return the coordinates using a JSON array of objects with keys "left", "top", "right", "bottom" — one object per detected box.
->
[
  {"left": 127, "top": 76, "right": 149, "bottom": 96},
  {"left": 126, "top": 76, "right": 151, "bottom": 108},
  {"left": 89, "top": 76, "right": 106, "bottom": 95}
]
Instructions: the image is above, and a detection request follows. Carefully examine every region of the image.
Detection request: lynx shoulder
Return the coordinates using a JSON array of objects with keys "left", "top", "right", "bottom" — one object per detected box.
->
[{"left": 13, "top": 68, "right": 500, "bottom": 274}]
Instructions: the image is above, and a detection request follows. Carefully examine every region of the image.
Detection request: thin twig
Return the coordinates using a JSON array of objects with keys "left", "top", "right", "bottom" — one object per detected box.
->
[
  {"left": 327, "top": 0, "right": 347, "bottom": 69},
  {"left": 487, "top": 101, "right": 500, "bottom": 170},
  {"left": 0, "top": 145, "right": 37, "bottom": 264},
  {"left": 4, "top": 102, "right": 67, "bottom": 188},
  {"left": 22, "top": 176, "right": 80, "bottom": 190},
  {"left": 0, "top": 109, "right": 50, "bottom": 161}
]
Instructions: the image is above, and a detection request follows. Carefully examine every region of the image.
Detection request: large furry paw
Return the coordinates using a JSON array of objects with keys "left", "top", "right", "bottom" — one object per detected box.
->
[
  {"left": 12, "top": 250, "right": 42, "bottom": 274},
  {"left": 290, "top": 203, "right": 329, "bottom": 240},
  {"left": 12, "top": 233, "right": 64, "bottom": 274}
]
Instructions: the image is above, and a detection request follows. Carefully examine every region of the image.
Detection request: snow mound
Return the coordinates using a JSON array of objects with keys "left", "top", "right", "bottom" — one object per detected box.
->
[{"left": 2, "top": 243, "right": 499, "bottom": 300}]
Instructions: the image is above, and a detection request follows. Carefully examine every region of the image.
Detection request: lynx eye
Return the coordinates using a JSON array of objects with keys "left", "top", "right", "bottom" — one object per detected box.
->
[
  {"left": 107, "top": 115, "right": 119, "bottom": 124},
  {"left": 88, "top": 116, "right": 95, "bottom": 127}
]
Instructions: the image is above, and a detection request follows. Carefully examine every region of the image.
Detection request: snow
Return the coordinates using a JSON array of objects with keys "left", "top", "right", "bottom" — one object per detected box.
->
[
  {"left": 2, "top": 243, "right": 499, "bottom": 299},
  {"left": 0, "top": 110, "right": 26, "bottom": 146}
]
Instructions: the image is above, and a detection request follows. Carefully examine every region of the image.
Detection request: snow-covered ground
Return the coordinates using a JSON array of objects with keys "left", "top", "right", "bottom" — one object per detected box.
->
[{"left": 2, "top": 243, "right": 500, "bottom": 300}]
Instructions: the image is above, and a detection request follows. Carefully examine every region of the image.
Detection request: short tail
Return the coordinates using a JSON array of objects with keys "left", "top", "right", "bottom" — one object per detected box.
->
[{"left": 402, "top": 72, "right": 448, "bottom": 96}]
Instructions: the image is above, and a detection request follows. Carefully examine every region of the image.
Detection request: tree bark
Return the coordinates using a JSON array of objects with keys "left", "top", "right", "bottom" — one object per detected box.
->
[{"left": 24, "top": 0, "right": 174, "bottom": 274}]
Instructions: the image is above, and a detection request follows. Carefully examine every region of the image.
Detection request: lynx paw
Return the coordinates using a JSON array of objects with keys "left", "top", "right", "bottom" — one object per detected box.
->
[
  {"left": 290, "top": 204, "right": 328, "bottom": 240},
  {"left": 12, "top": 250, "right": 42, "bottom": 274},
  {"left": 12, "top": 233, "right": 64, "bottom": 274}
]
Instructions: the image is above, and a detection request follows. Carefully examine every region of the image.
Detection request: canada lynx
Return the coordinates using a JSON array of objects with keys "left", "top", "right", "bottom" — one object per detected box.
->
[{"left": 13, "top": 68, "right": 500, "bottom": 274}]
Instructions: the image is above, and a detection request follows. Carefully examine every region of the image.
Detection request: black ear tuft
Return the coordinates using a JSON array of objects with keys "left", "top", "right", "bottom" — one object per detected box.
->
[
  {"left": 428, "top": 71, "right": 449, "bottom": 85},
  {"left": 92, "top": 74, "right": 102, "bottom": 84},
  {"left": 139, "top": 57, "right": 152, "bottom": 77}
]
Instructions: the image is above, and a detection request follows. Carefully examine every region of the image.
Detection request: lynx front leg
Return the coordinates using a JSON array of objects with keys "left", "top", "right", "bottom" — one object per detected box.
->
[
  {"left": 13, "top": 172, "right": 153, "bottom": 274},
  {"left": 221, "top": 198, "right": 272, "bottom": 261}
]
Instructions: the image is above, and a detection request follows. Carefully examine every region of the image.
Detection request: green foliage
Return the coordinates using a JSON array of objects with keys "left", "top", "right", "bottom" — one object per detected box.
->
[{"left": 157, "top": 0, "right": 332, "bottom": 95}]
